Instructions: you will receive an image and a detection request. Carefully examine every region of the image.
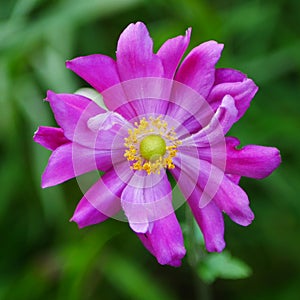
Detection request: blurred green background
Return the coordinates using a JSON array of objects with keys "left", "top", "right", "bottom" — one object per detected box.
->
[{"left": 0, "top": 0, "right": 299, "bottom": 299}]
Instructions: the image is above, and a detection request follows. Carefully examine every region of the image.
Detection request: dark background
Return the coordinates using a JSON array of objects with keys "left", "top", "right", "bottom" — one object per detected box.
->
[{"left": 0, "top": 0, "right": 299, "bottom": 299}]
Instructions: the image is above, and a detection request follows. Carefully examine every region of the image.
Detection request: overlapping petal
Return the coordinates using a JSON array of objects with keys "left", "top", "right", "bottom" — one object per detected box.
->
[
  {"left": 157, "top": 28, "right": 191, "bottom": 79},
  {"left": 213, "top": 174, "right": 254, "bottom": 226},
  {"left": 175, "top": 41, "right": 224, "bottom": 98},
  {"left": 71, "top": 168, "right": 126, "bottom": 228},
  {"left": 47, "top": 91, "right": 104, "bottom": 143},
  {"left": 41, "top": 143, "right": 112, "bottom": 188},
  {"left": 121, "top": 172, "right": 173, "bottom": 233},
  {"left": 182, "top": 94, "right": 237, "bottom": 147},
  {"left": 208, "top": 69, "right": 258, "bottom": 120}
]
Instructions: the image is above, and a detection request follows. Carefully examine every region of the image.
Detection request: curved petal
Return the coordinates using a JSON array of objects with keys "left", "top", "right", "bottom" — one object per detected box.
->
[
  {"left": 213, "top": 174, "right": 254, "bottom": 226},
  {"left": 214, "top": 68, "right": 247, "bottom": 85},
  {"left": 175, "top": 41, "right": 224, "bottom": 98},
  {"left": 165, "top": 80, "right": 213, "bottom": 137},
  {"left": 170, "top": 159, "right": 225, "bottom": 252},
  {"left": 208, "top": 74, "right": 258, "bottom": 121},
  {"left": 189, "top": 197, "right": 225, "bottom": 252},
  {"left": 116, "top": 22, "right": 164, "bottom": 80},
  {"left": 172, "top": 150, "right": 254, "bottom": 226},
  {"left": 47, "top": 91, "right": 129, "bottom": 152},
  {"left": 41, "top": 143, "right": 113, "bottom": 188},
  {"left": 226, "top": 174, "right": 241, "bottom": 185},
  {"left": 47, "top": 91, "right": 104, "bottom": 142},
  {"left": 70, "top": 169, "right": 125, "bottom": 228},
  {"left": 70, "top": 197, "right": 109, "bottom": 228},
  {"left": 182, "top": 94, "right": 237, "bottom": 147},
  {"left": 33, "top": 126, "right": 69, "bottom": 150},
  {"left": 137, "top": 212, "right": 186, "bottom": 267},
  {"left": 226, "top": 137, "right": 281, "bottom": 179},
  {"left": 157, "top": 28, "right": 191, "bottom": 79},
  {"left": 66, "top": 54, "right": 120, "bottom": 92},
  {"left": 121, "top": 172, "right": 173, "bottom": 233}
]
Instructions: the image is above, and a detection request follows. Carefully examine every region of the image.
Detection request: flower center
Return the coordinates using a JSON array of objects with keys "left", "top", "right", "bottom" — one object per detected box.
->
[
  {"left": 139, "top": 135, "right": 166, "bottom": 161},
  {"left": 124, "top": 116, "right": 181, "bottom": 175}
]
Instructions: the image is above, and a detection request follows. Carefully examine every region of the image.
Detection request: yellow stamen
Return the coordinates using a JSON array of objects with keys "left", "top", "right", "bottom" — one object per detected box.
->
[{"left": 124, "top": 116, "right": 181, "bottom": 175}]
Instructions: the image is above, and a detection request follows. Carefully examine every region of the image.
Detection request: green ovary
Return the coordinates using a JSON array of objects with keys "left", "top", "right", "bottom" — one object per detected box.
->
[{"left": 139, "top": 134, "right": 166, "bottom": 161}]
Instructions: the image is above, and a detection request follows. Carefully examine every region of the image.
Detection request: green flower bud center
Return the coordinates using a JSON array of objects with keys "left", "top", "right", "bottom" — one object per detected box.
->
[{"left": 139, "top": 134, "right": 166, "bottom": 161}]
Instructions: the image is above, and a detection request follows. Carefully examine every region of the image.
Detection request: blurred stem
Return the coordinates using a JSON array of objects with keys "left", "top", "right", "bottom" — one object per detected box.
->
[{"left": 186, "top": 205, "right": 212, "bottom": 300}]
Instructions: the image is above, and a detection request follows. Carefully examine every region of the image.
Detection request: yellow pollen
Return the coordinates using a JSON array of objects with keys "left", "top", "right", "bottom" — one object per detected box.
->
[{"left": 124, "top": 116, "right": 181, "bottom": 175}]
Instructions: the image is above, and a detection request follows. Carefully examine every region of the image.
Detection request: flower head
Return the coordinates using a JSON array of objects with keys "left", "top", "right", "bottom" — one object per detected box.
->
[{"left": 34, "top": 22, "right": 281, "bottom": 267}]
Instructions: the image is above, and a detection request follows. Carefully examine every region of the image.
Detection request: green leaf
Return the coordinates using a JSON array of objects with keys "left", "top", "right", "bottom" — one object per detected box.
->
[{"left": 198, "top": 251, "right": 252, "bottom": 283}]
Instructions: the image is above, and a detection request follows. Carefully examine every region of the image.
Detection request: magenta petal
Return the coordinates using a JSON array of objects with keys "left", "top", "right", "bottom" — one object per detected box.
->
[
  {"left": 213, "top": 175, "right": 254, "bottom": 226},
  {"left": 157, "top": 28, "right": 191, "bottom": 79},
  {"left": 71, "top": 169, "right": 125, "bottom": 228},
  {"left": 170, "top": 158, "right": 225, "bottom": 252},
  {"left": 47, "top": 91, "right": 104, "bottom": 142},
  {"left": 70, "top": 197, "right": 109, "bottom": 228},
  {"left": 33, "top": 126, "right": 69, "bottom": 150},
  {"left": 226, "top": 174, "right": 241, "bottom": 185},
  {"left": 182, "top": 94, "right": 237, "bottom": 147},
  {"left": 189, "top": 198, "right": 225, "bottom": 252},
  {"left": 121, "top": 172, "right": 173, "bottom": 233},
  {"left": 226, "top": 137, "right": 281, "bottom": 179},
  {"left": 214, "top": 68, "right": 247, "bottom": 85},
  {"left": 208, "top": 74, "right": 258, "bottom": 121},
  {"left": 116, "top": 22, "right": 164, "bottom": 80},
  {"left": 66, "top": 54, "right": 120, "bottom": 92},
  {"left": 137, "top": 213, "right": 186, "bottom": 267},
  {"left": 175, "top": 41, "right": 224, "bottom": 98},
  {"left": 41, "top": 143, "right": 112, "bottom": 188}
]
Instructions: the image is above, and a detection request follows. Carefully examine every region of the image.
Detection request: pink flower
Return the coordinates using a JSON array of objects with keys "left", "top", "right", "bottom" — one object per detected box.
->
[{"left": 34, "top": 22, "right": 281, "bottom": 267}]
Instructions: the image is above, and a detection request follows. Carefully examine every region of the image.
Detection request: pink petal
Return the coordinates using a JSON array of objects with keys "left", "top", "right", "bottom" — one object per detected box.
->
[
  {"left": 33, "top": 126, "right": 69, "bottom": 150},
  {"left": 102, "top": 78, "right": 173, "bottom": 117},
  {"left": 226, "top": 137, "right": 281, "bottom": 179},
  {"left": 189, "top": 197, "right": 225, "bottom": 252},
  {"left": 157, "top": 28, "right": 191, "bottom": 79},
  {"left": 214, "top": 68, "right": 247, "bottom": 85},
  {"left": 226, "top": 174, "right": 241, "bottom": 185},
  {"left": 47, "top": 91, "right": 104, "bottom": 142},
  {"left": 66, "top": 56, "right": 136, "bottom": 120},
  {"left": 41, "top": 143, "right": 112, "bottom": 188},
  {"left": 70, "top": 197, "right": 109, "bottom": 228},
  {"left": 182, "top": 94, "right": 237, "bottom": 147},
  {"left": 121, "top": 172, "right": 173, "bottom": 233},
  {"left": 137, "top": 212, "right": 186, "bottom": 267},
  {"left": 71, "top": 169, "right": 125, "bottom": 228},
  {"left": 172, "top": 149, "right": 224, "bottom": 207},
  {"left": 213, "top": 174, "right": 254, "bottom": 226},
  {"left": 175, "top": 41, "right": 224, "bottom": 98},
  {"left": 170, "top": 160, "right": 225, "bottom": 252},
  {"left": 47, "top": 91, "right": 129, "bottom": 152},
  {"left": 116, "top": 22, "right": 164, "bottom": 80},
  {"left": 165, "top": 80, "right": 213, "bottom": 136},
  {"left": 173, "top": 149, "right": 254, "bottom": 227},
  {"left": 208, "top": 72, "right": 258, "bottom": 120},
  {"left": 66, "top": 54, "right": 120, "bottom": 92}
]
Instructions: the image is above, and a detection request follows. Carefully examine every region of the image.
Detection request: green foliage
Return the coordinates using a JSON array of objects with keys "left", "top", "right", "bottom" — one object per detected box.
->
[
  {"left": 198, "top": 251, "right": 252, "bottom": 284},
  {"left": 1, "top": 0, "right": 300, "bottom": 299}
]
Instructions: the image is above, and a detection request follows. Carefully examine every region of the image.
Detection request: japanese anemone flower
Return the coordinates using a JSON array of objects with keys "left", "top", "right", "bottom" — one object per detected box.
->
[{"left": 34, "top": 22, "right": 281, "bottom": 267}]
